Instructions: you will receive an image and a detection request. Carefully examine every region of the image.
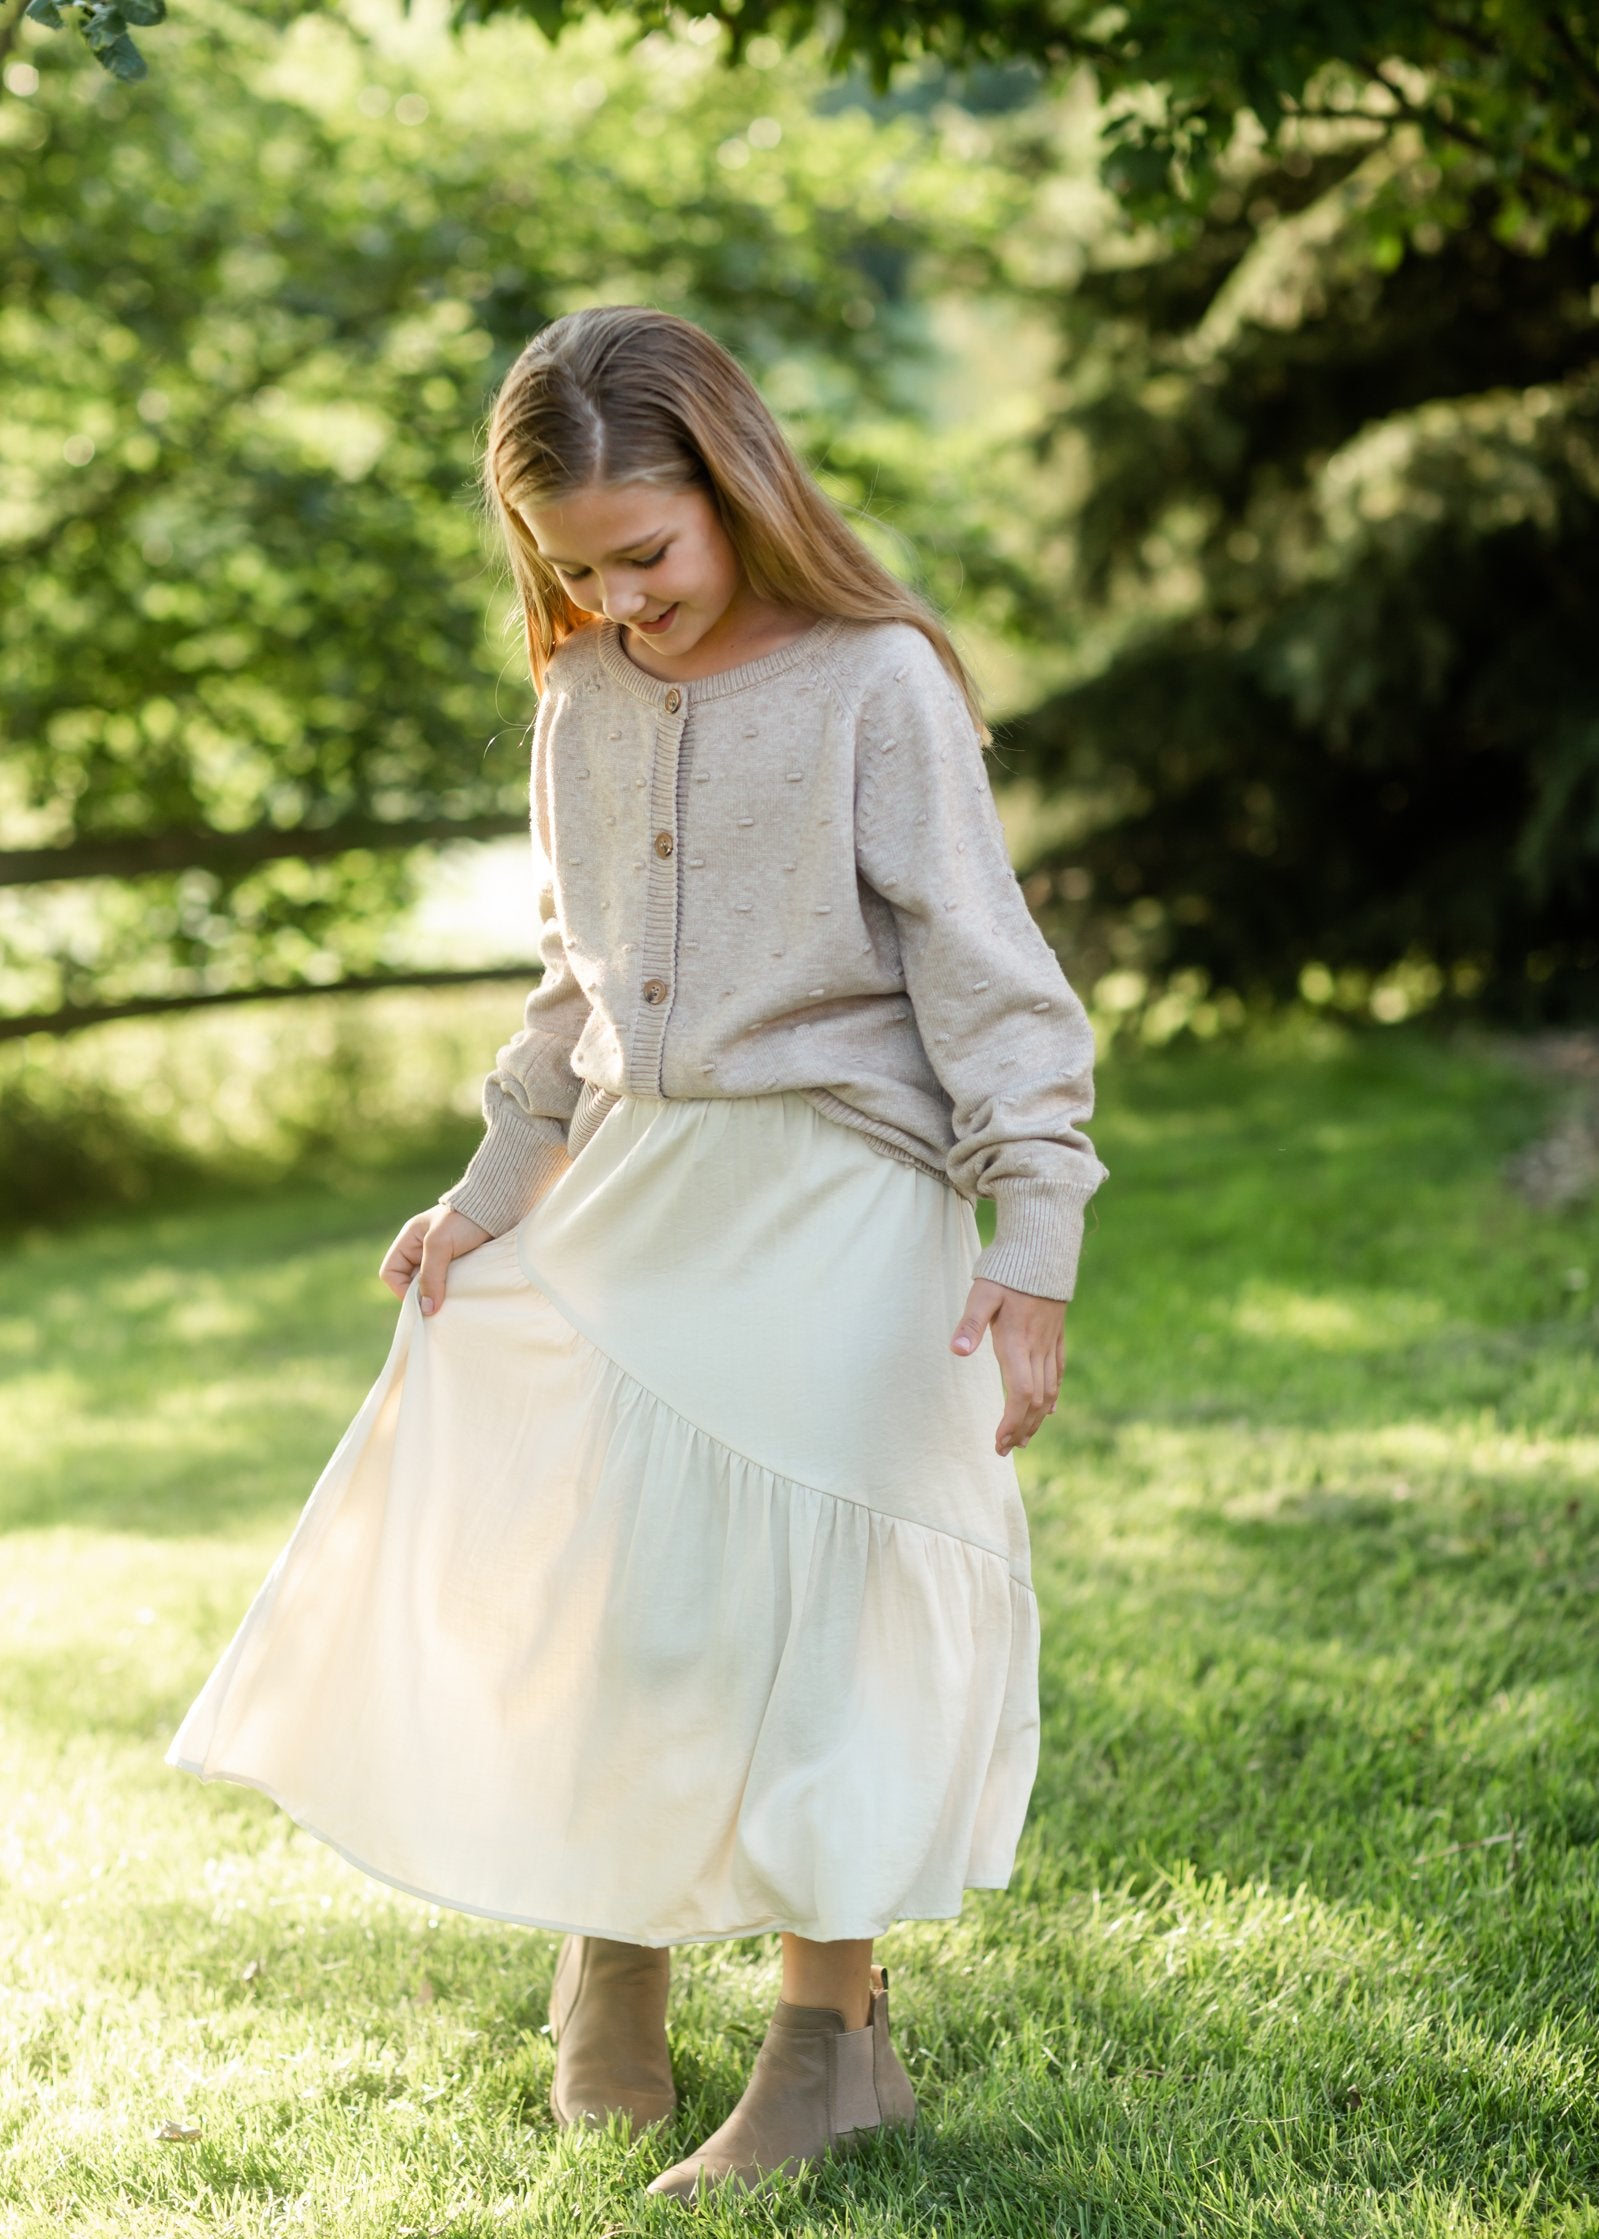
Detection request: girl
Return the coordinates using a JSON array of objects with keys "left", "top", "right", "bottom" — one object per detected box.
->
[{"left": 167, "top": 305, "right": 1107, "bottom": 2203}]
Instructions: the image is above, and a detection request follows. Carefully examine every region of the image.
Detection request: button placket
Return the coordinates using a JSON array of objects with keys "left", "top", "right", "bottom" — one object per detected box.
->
[{"left": 626, "top": 685, "right": 689, "bottom": 1095}]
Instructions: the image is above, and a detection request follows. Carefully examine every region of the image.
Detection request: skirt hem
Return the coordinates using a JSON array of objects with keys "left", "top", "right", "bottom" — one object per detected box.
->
[{"left": 162, "top": 1754, "right": 1015, "bottom": 1946}]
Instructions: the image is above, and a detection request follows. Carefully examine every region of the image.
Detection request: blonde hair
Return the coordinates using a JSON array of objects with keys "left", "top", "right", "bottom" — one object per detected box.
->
[{"left": 480, "top": 304, "right": 993, "bottom": 746}]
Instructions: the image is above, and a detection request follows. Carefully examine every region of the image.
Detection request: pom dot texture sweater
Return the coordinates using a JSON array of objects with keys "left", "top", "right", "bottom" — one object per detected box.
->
[{"left": 439, "top": 614, "right": 1108, "bottom": 1301}]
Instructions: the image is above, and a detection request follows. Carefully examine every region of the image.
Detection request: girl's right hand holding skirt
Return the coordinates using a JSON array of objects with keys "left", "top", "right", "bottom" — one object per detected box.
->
[{"left": 379, "top": 1204, "right": 495, "bottom": 1315}]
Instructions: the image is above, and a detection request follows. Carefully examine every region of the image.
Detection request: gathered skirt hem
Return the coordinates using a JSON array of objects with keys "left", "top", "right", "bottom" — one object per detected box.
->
[{"left": 160, "top": 1756, "right": 1021, "bottom": 1947}]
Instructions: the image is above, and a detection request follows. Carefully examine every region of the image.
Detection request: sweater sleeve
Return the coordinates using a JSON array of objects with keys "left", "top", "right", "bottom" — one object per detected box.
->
[
  {"left": 435, "top": 696, "right": 590, "bottom": 1237},
  {"left": 852, "top": 632, "right": 1108, "bottom": 1302}
]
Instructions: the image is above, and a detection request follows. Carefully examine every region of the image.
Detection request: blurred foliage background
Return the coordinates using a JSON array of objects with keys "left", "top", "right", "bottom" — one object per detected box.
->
[{"left": 2, "top": 0, "right": 1597, "bottom": 1219}]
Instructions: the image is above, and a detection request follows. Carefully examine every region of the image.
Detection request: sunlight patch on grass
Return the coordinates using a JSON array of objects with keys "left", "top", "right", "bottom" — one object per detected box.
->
[{"left": 1230, "top": 1283, "right": 1447, "bottom": 1349}]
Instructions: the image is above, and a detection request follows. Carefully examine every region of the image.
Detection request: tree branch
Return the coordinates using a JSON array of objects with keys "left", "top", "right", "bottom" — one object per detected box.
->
[
  {"left": 1362, "top": 52, "right": 1592, "bottom": 206},
  {"left": 1419, "top": 2, "right": 1570, "bottom": 109},
  {"left": 1542, "top": 6, "right": 1599, "bottom": 117},
  {"left": 1, "top": 963, "right": 543, "bottom": 1042},
  {"left": 1, "top": 810, "right": 529, "bottom": 887},
  {"left": 1417, "top": 6, "right": 1505, "bottom": 64},
  {"left": 1278, "top": 103, "right": 1393, "bottom": 129}
]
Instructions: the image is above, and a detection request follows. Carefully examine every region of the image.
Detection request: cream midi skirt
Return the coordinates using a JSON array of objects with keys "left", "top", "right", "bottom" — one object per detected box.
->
[{"left": 167, "top": 1090, "right": 1041, "bottom": 1946}]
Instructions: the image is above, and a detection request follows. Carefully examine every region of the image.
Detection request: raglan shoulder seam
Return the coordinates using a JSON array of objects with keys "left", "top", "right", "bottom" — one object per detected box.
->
[
  {"left": 536, "top": 623, "right": 606, "bottom": 705},
  {"left": 813, "top": 617, "right": 941, "bottom": 725}
]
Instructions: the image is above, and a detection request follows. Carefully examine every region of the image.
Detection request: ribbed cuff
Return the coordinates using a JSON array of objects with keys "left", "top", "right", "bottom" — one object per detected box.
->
[
  {"left": 971, "top": 1178, "right": 1098, "bottom": 1302},
  {"left": 437, "top": 1108, "right": 573, "bottom": 1239}
]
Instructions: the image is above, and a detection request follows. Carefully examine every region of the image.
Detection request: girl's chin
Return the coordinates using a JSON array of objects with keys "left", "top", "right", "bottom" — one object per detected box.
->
[{"left": 631, "top": 603, "right": 682, "bottom": 638}]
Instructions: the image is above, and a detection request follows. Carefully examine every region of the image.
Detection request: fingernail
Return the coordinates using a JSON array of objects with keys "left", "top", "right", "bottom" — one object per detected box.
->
[{"left": 421, "top": 1296, "right": 435, "bottom": 1315}]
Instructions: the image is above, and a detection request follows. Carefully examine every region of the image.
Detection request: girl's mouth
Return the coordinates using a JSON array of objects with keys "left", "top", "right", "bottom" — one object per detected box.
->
[{"left": 635, "top": 604, "right": 679, "bottom": 635}]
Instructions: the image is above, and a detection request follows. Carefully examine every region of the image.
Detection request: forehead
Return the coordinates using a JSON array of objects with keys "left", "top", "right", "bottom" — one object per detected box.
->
[{"left": 519, "top": 482, "right": 692, "bottom": 562}]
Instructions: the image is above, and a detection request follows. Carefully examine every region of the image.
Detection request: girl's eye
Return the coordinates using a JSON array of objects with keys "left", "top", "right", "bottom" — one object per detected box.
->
[{"left": 560, "top": 548, "right": 666, "bottom": 582}]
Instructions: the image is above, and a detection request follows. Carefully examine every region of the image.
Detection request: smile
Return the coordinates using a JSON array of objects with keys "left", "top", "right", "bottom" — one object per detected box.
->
[{"left": 634, "top": 604, "right": 679, "bottom": 635}]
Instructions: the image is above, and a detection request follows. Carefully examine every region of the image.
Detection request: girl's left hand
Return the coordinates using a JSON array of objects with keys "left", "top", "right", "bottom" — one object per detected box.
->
[{"left": 949, "top": 1278, "right": 1065, "bottom": 1457}]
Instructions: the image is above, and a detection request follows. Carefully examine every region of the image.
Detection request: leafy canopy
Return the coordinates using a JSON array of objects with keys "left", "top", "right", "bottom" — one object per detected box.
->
[{"left": 15, "top": 0, "right": 1599, "bottom": 260}]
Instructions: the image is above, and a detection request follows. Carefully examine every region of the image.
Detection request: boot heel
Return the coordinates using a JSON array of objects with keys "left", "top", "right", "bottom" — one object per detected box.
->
[
  {"left": 645, "top": 1964, "right": 918, "bottom": 2199},
  {"left": 867, "top": 1963, "right": 918, "bottom": 2130}
]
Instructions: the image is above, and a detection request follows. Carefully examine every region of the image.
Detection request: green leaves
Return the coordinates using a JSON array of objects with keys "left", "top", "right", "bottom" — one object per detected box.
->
[
  {"left": 81, "top": 4, "right": 150, "bottom": 78},
  {"left": 1100, "top": 126, "right": 1177, "bottom": 208},
  {"left": 23, "top": 0, "right": 152, "bottom": 79}
]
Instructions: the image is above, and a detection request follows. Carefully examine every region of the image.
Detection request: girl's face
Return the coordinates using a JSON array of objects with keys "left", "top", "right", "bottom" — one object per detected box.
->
[{"left": 518, "top": 480, "right": 745, "bottom": 666}]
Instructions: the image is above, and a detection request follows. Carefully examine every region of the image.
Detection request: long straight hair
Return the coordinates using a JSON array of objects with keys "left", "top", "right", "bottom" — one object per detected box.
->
[{"left": 481, "top": 305, "right": 992, "bottom": 745}]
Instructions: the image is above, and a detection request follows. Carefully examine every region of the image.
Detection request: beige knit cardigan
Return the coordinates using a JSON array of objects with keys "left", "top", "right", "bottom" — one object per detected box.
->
[{"left": 438, "top": 612, "right": 1107, "bottom": 1300}]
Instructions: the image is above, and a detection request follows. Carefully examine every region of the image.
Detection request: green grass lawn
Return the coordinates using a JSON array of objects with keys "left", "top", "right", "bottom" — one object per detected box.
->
[{"left": 3, "top": 1024, "right": 1596, "bottom": 2237}]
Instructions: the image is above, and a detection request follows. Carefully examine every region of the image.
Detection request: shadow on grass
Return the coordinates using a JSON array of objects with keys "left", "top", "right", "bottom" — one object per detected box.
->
[{"left": 6, "top": 1027, "right": 1598, "bottom": 2231}]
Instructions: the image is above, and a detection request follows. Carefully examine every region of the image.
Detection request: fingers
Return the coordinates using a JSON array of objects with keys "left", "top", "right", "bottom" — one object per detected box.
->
[
  {"left": 378, "top": 1218, "right": 426, "bottom": 1302},
  {"left": 416, "top": 1205, "right": 498, "bottom": 1314},
  {"left": 994, "top": 1364, "right": 1052, "bottom": 1457},
  {"left": 378, "top": 1207, "right": 494, "bottom": 1312},
  {"left": 950, "top": 1281, "right": 1061, "bottom": 1458},
  {"left": 416, "top": 1222, "right": 455, "bottom": 1318},
  {"left": 989, "top": 1299, "right": 1067, "bottom": 1459}
]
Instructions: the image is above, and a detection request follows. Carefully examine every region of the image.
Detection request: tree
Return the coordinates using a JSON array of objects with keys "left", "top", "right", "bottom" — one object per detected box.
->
[
  {"left": 970, "top": 72, "right": 1599, "bottom": 1021},
  {"left": 10, "top": 0, "right": 1598, "bottom": 1030},
  {"left": 2, "top": 0, "right": 1023, "bottom": 1032}
]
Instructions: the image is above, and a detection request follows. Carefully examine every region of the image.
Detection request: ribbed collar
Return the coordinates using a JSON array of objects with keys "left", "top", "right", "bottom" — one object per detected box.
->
[{"left": 594, "top": 613, "right": 847, "bottom": 706}]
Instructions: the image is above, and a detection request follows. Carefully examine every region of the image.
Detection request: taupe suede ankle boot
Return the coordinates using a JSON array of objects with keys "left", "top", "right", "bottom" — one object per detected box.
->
[
  {"left": 644, "top": 1962, "right": 915, "bottom": 2200},
  {"left": 547, "top": 1934, "right": 676, "bottom": 2136}
]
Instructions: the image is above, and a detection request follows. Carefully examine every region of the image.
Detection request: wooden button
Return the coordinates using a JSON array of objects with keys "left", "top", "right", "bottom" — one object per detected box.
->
[
  {"left": 664, "top": 687, "right": 682, "bottom": 714},
  {"left": 643, "top": 978, "right": 668, "bottom": 1004},
  {"left": 653, "top": 830, "right": 674, "bottom": 857}
]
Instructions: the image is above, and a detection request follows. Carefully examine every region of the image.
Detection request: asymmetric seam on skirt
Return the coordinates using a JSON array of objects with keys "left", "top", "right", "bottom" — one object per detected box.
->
[{"left": 513, "top": 1303, "right": 1033, "bottom": 1581}]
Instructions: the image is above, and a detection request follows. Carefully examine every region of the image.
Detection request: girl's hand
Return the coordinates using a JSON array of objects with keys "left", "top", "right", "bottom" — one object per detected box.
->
[
  {"left": 379, "top": 1204, "right": 495, "bottom": 1315},
  {"left": 949, "top": 1278, "right": 1065, "bottom": 1457}
]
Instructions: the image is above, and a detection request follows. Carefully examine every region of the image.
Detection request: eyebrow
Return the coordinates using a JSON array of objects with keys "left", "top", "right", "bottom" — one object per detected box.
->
[{"left": 538, "top": 529, "right": 671, "bottom": 567}]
